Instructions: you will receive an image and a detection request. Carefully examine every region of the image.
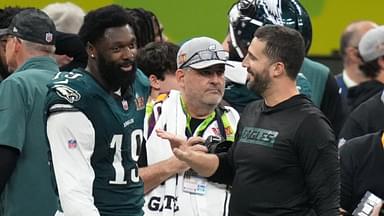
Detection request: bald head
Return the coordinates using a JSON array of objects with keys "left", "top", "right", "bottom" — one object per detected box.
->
[{"left": 340, "top": 21, "right": 378, "bottom": 58}]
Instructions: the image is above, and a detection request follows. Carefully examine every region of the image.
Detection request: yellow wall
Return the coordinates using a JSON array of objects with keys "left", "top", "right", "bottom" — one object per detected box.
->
[
  {"left": 303, "top": 0, "right": 384, "bottom": 55},
  {"left": 1, "top": 0, "right": 384, "bottom": 55}
]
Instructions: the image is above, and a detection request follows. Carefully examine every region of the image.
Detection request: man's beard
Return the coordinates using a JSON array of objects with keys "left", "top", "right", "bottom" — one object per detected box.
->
[
  {"left": 246, "top": 69, "right": 271, "bottom": 96},
  {"left": 97, "top": 54, "right": 136, "bottom": 92}
]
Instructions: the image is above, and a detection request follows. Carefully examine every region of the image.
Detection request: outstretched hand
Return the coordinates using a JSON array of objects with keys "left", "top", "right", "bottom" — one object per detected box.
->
[
  {"left": 156, "top": 129, "right": 206, "bottom": 150},
  {"left": 156, "top": 129, "right": 187, "bottom": 149},
  {"left": 156, "top": 129, "right": 208, "bottom": 162}
]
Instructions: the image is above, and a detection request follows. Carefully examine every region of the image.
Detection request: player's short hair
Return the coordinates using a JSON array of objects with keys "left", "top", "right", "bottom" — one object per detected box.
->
[{"left": 79, "top": 4, "right": 132, "bottom": 45}]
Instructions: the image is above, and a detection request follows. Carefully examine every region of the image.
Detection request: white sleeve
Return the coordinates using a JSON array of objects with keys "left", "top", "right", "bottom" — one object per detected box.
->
[{"left": 47, "top": 110, "right": 100, "bottom": 216}]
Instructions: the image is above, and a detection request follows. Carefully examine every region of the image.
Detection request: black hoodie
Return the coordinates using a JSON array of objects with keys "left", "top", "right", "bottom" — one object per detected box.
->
[
  {"left": 210, "top": 95, "right": 339, "bottom": 216},
  {"left": 347, "top": 80, "right": 384, "bottom": 112}
]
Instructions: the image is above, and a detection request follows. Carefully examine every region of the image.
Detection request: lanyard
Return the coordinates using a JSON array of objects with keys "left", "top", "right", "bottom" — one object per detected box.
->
[{"left": 180, "top": 97, "right": 234, "bottom": 141}]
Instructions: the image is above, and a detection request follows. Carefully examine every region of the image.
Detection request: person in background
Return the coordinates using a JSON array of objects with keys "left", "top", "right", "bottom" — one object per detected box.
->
[
  {"left": 338, "top": 26, "right": 384, "bottom": 143},
  {"left": 137, "top": 41, "right": 179, "bottom": 102},
  {"left": 54, "top": 31, "right": 87, "bottom": 71},
  {"left": 338, "top": 89, "right": 384, "bottom": 145},
  {"left": 340, "top": 130, "right": 384, "bottom": 214},
  {"left": 136, "top": 41, "right": 180, "bottom": 138},
  {"left": 146, "top": 10, "right": 168, "bottom": 42},
  {"left": 43, "top": 1, "right": 85, "bottom": 34},
  {"left": 0, "top": 8, "right": 59, "bottom": 216},
  {"left": 337, "top": 20, "right": 378, "bottom": 97},
  {"left": 345, "top": 25, "right": 384, "bottom": 111},
  {"left": 126, "top": 8, "right": 164, "bottom": 49}
]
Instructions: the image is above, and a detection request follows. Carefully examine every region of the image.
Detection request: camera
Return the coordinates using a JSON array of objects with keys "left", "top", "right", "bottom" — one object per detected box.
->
[{"left": 203, "top": 135, "right": 232, "bottom": 153}]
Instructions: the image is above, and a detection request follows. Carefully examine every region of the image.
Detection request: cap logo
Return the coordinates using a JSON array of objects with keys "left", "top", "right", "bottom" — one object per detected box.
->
[
  {"left": 208, "top": 44, "right": 217, "bottom": 51},
  {"left": 45, "top": 32, "right": 53, "bottom": 43},
  {"left": 178, "top": 53, "right": 187, "bottom": 65},
  {"left": 12, "top": 27, "right": 18, "bottom": 33}
]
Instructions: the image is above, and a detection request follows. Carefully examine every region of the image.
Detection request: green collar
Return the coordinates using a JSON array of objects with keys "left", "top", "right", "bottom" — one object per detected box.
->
[
  {"left": 15, "top": 56, "right": 58, "bottom": 73},
  {"left": 180, "top": 96, "right": 235, "bottom": 141}
]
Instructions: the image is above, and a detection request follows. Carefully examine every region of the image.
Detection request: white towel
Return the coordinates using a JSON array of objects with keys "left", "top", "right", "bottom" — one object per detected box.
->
[
  {"left": 144, "top": 90, "right": 186, "bottom": 216},
  {"left": 143, "top": 90, "right": 237, "bottom": 216}
]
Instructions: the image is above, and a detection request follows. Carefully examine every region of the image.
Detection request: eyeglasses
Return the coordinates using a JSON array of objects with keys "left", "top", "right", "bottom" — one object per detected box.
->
[
  {"left": 179, "top": 50, "right": 229, "bottom": 69},
  {"left": 186, "top": 66, "right": 225, "bottom": 77}
]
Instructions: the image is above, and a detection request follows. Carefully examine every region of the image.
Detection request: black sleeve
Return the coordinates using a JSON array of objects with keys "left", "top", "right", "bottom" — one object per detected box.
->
[
  {"left": 296, "top": 114, "right": 340, "bottom": 216},
  {"left": 338, "top": 115, "right": 364, "bottom": 140},
  {"left": 208, "top": 128, "right": 239, "bottom": 185},
  {"left": 0, "top": 145, "right": 19, "bottom": 195},
  {"left": 320, "top": 73, "right": 348, "bottom": 137},
  {"left": 137, "top": 139, "right": 148, "bottom": 167},
  {"left": 340, "top": 142, "right": 355, "bottom": 213},
  {"left": 208, "top": 152, "right": 234, "bottom": 185}
]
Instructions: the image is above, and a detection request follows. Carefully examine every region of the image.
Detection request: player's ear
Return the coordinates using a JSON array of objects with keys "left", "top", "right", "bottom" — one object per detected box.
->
[{"left": 86, "top": 42, "right": 96, "bottom": 59}]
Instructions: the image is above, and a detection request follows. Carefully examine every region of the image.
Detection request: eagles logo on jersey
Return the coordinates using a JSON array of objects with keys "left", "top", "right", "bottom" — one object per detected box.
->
[{"left": 53, "top": 84, "right": 81, "bottom": 103}]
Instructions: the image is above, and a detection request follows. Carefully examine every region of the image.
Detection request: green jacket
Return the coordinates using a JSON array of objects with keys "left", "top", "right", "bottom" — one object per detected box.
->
[{"left": 0, "top": 56, "right": 59, "bottom": 216}]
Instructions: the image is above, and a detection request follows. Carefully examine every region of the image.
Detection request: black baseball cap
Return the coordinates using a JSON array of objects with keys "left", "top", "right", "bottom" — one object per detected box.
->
[
  {"left": 7, "top": 8, "right": 56, "bottom": 45},
  {"left": 0, "top": 28, "right": 7, "bottom": 37}
]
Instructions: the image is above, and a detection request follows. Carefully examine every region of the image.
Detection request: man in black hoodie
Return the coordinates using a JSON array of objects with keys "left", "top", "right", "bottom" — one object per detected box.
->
[
  {"left": 161, "top": 25, "right": 339, "bottom": 216},
  {"left": 347, "top": 26, "right": 384, "bottom": 111}
]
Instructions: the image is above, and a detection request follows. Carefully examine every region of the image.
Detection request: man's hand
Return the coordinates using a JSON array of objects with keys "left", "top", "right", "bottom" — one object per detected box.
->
[
  {"left": 156, "top": 129, "right": 187, "bottom": 149},
  {"left": 156, "top": 129, "right": 219, "bottom": 177},
  {"left": 156, "top": 129, "right": 208, "bottom": 162},
  {"left": 371, "top": 201, "right": 383, "bottom": 216}
]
